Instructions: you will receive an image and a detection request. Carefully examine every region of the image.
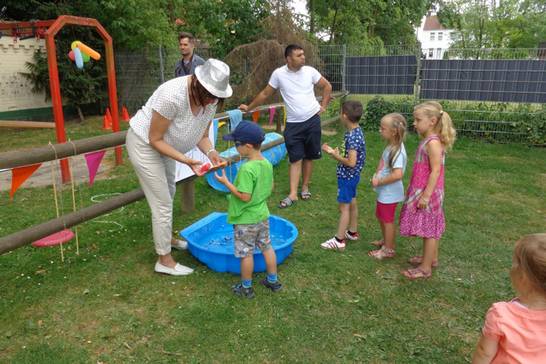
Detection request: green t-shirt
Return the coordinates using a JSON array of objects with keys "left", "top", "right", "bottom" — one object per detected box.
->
[{"left": 227, "top": 159, "right": 273, "bottom": 225}]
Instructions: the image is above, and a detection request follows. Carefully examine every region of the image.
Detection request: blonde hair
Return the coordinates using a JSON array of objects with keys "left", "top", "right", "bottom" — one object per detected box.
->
[
  {"left": 414, "top": 101, "right": 456, "bottom": 150},
  {"left": 381, "top": 113, "right": 407, "bottom": 168},
  {"left": 514, "top": 234, "right": 546, "bottom": 296}
]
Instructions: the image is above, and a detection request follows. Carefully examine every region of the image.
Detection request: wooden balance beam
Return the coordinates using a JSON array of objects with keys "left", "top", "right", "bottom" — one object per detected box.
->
[{"left": 0, "top": 120, "right": 56, "bottom": 129}]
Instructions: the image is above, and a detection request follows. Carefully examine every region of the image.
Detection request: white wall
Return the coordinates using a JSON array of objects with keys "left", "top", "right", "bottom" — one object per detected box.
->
[
  {"left": 417, "top": 28, "right": 455, "bottom": 59},
  {"left": 0, "top": 37, "right": 51, "bottom": 114}
]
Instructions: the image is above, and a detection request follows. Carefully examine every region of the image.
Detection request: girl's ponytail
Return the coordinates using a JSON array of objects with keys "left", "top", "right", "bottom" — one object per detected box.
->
[{"left": 414, "top": 101, "right": 456, "bottom": 150}]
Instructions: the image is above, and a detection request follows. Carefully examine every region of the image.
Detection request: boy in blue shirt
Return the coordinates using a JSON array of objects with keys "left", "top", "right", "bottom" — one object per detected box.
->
[
  {"left": 215, "top": 121, "right": 282, "bottom": 298},
  {"left": 321, "top": 101, "right": 366, "bottom": 251}
]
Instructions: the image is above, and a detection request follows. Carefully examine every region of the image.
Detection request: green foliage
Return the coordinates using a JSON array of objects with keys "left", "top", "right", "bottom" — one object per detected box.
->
[
  {"left": 361, "top": 96, "right": 546, "bottom": 145},
  {"left": 308, "top": 0, "right": 432, "bottom": 46},
  {"left": 437, "top": 0, "right": 546, "bottom": 50}
]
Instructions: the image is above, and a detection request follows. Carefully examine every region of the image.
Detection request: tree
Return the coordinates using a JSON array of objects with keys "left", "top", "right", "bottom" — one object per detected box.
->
[{"left": 306, "top": 0, "right": 432, "bottom": 47}]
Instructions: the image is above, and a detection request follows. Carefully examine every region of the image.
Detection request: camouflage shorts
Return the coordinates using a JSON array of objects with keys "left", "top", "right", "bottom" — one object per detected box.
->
[{"left": 234, "top": 219, "right": 272, "bottom": 258}]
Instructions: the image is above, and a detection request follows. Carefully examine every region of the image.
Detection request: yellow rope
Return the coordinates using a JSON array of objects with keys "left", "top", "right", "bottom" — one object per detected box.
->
[{"left": 48, "top": 142, "right": 64, "bottom": 262}]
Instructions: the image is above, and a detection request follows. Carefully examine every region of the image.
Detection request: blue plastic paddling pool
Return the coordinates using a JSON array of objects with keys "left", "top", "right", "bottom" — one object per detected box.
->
[{"left": 180, "top": 212, "right": 298, "bottom": 274}]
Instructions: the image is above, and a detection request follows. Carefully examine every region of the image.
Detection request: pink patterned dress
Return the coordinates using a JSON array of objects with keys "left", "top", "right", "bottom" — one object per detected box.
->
[{"left": 399, "top": 135, "right": 445, "bottom": 239}]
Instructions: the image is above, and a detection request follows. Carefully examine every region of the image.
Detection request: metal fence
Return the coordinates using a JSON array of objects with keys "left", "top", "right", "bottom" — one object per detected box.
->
[{"left": 115, "top": 45, "right": 546, "bottom": 144}]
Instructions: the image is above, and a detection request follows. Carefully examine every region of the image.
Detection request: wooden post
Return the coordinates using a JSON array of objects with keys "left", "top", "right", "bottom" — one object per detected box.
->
[{"left": 181, "top": 178, "right": 195, "bottom": 213}]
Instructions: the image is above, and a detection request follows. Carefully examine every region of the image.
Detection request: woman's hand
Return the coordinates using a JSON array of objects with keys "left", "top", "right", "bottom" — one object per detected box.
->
[
  {"left": 417, "top": 194, "right": 430, "bottom": 209},
  {"left": 207, "top": 150, "right": 223, "bottom": 166},
  {"left": 214, "top": 169, "right": 229, "bottom": 185},
  {"left": 184, "top": 158, "right": 202, "bottom": 175}
]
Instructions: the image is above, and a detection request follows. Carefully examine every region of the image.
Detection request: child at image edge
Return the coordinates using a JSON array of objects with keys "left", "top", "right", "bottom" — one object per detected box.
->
[
  {"left": 399, "top": 101, "right": 456, "bottom": 279},
  {"left": 320, "top": 100, "right": 366, "bottom": 251},
  {"left": 215, "top": 121, "right": 281, "bottom": 298},
  {"left": 368, "top": 113, "right": 407, "bottom": 260},
  {"left": 472, "top": 233, "right": 546, "bottom": 364}
]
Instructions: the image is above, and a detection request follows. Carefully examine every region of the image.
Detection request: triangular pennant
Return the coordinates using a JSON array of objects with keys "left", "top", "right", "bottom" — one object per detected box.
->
[
  {"left": 252, "top": 110, "right": 260, "bottom": 123},
  {"left": 84, "top": 150, "right": 106, "bottom": 186},
  {"left": 269, "top": 106, "right": 276, "bottom": 125},
  {"left": 10, "top": 163, "right": 42, "bottom": 199}
]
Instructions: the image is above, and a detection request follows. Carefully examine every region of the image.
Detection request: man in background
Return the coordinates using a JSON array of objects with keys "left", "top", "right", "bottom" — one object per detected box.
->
[{"left": 174, "top": 32, "right": 205, "bottom": 77}]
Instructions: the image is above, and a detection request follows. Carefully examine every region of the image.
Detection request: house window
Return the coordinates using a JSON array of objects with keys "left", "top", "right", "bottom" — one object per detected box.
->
[
  {"left": 430, "top": 32, "right": 435, "bottom": 41},
  {"left": 428, "top": 48, "right": 434, "bottom": 58},
  {"left": 438, "top": 32, "right": 443, "bottom": 41},
  {"left": 437, "top": 48, "right": 442, "bottom": 57}
]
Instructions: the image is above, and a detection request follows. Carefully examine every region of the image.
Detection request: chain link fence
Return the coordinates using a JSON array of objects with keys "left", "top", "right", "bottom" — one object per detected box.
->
[{"left": 115, "top": 44, "right": 546, "bottom": 144}]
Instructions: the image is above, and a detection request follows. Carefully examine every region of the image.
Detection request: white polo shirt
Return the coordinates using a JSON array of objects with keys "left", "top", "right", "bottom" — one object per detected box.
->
[{"left": 268, "top": 65, "right": 322, "bottom": 123}]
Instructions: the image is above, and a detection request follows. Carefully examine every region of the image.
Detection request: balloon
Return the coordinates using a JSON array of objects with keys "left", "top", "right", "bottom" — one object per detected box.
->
[
  {"left": 74, "top": 47, "right": 84, "bottom": 69},
  {"left": 68, "top": 50, "right": 75, "bottom": 61},
  {"left": 82, "top": 52, "right": 90, "bottom": 62},
  {"left": 71, "top": 40, "right": 80, "bottom": 50},
  {"left": 77, "top": 42, "right": 101, "bottom": 61}
]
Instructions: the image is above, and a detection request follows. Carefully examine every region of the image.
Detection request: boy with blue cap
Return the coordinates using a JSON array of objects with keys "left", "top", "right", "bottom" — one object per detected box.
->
[{"left": 215, "top": 121, "right": 282, "bottom": 298}]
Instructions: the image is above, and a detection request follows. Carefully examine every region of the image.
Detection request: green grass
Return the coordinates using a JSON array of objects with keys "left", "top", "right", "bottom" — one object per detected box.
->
[{"left": 1, "top": 118, "right": 545, "bottom": 363}]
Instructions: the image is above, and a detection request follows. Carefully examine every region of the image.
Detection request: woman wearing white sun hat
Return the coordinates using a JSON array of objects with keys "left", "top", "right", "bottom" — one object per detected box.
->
[{"left": 126, "top": 59, "right": 233, "bottom": 276}]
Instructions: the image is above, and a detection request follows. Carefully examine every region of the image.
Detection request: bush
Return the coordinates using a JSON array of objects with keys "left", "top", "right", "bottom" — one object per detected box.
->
[{"left": 360, "top": 96, "right": 546, "bottom": 145}]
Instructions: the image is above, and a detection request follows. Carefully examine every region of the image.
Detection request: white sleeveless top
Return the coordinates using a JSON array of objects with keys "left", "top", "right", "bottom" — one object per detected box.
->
[{"left": 129, "top": 76, "right": 217, "bottom": 154}]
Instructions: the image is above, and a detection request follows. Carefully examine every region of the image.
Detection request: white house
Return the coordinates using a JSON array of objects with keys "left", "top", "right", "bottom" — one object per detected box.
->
[{"left": 416, "top": 14, "right": 455, "bottom": 59}]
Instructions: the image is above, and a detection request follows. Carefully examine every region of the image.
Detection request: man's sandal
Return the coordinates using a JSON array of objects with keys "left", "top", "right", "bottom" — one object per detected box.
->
[
  {"left": 408, "top": 256, "right": 439, "bottom": 268},
  {"left": 279, "top": 197, "right": 296, "bottom": 209},
  {"left": 401, "top": 267, "right": 432, "bottom": 280},
  {"left": 368, "top": 246, "right": 395, "bottom": 260}
]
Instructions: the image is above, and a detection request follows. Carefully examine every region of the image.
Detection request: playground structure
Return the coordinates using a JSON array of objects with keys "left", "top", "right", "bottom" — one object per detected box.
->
[{"left": 0, "top": 16, "right": 122, "bottom": 182}]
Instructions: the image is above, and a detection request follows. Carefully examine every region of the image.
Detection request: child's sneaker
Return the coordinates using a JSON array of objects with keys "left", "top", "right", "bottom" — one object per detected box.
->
[
  {"left": 232, "top": 283, "right": 255, "bottom": 299},
  {"left": 320, "top": 237, "right": 346, "bottom": 251},
  {"left": 260, "top": 278, "right": 283, "bottom": 292},
  {"left": 344, "top": 230, "right": 360, "bottom": 241}
]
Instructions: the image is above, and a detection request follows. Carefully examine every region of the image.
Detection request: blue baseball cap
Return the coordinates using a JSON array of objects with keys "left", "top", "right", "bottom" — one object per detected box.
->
[{"left": 223, "top": 121, "right": 265, "bottom": 144}]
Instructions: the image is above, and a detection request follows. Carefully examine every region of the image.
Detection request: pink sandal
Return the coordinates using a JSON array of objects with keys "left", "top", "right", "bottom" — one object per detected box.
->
[
  {"left": 401, "top": 267, "right": 432, "bottom": 280},
  {"left": 370, "top": 240, "right": 384, "bottom": 248},
  {"left": 408, "top": 256, "right": 439, "bottom": 268},
  {"left": 368, "top": 246, "right": 395, "bottom": 260}
]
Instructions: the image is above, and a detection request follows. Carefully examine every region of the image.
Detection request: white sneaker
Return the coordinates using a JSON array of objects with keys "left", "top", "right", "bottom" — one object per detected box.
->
[
  {"left": 320, "top": 237, "right": 346, "bottom": 251},
  {"left": 344, "top": 230, "right": 360, "bottom": 241},
  {"left": 154, "top": 262, "right": 194, "bottom": 276},
  {"left": 171, "top": 239, "right": 188, "bottom": 251}
]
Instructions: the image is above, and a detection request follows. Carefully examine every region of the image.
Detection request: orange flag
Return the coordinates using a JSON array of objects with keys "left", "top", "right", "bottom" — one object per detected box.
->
[
  {"left": 252, "top": 110, "right": 260, "bottom": 123},
  {"left": 10, "top": 163, "right": 41, "bottom": 199}
]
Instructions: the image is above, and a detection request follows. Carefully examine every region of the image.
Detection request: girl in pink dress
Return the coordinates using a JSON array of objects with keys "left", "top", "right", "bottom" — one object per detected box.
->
[
  {"left": 472, "top": 234, "right": 546, "bottom": 364},
  {"left": 399, "top": 101, "right": 456, "bottom": 279}
]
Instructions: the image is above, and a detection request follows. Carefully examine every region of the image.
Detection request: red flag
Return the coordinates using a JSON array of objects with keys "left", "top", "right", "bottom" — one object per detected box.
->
[{"left": 10, "top": 163, "right": 41, "bottom": 199}]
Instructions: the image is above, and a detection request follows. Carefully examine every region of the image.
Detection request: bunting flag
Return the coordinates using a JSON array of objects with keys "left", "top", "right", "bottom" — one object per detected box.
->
[
  {"left": 84, "top": 150, "right": 106, "bottom": 186},
  {"left": 10, "top": 163, "right": 42, "bottom": 199},
  {"left": 269, "top": 106, "right": 276, "bottom": 125},
  {"left": 252, "top": 110, "right": 260, "bottom": 123}
]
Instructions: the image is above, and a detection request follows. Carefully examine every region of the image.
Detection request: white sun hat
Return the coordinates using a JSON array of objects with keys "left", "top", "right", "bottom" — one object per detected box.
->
[{"left": 194, "top": 58, "right": 233, "bottom": 98}]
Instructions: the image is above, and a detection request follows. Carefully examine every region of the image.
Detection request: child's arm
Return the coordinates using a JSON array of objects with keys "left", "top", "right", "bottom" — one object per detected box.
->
[
  {"left": 418, "top": 139, "right": 442, "bottom": 209},
  {"left": 214, "top": 169, "right": 251, "bottom": 202},
  {"left": 322, "top": 143, "right": 357, "bottom": 167},
  {"left": 372, "top": 168, "right": 403, "bottom": 187},
  {"left": 472, "top": 334, "right": 499, "bottom": 364}
]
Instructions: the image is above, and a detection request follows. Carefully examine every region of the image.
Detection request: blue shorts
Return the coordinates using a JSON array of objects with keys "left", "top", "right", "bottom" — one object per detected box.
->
[{"left": 337, "top": 176, "right": 360, "bottom": 203}]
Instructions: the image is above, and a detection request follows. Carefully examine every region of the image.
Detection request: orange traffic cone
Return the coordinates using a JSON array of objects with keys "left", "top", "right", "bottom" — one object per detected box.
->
[
  {"left": 103, "top": 108, "right": 112, "bottom": 130},
  {"left": 121, "top": 105, "right": 130, "bottom": 122},
  {"left": 252, "top": 110, "right": 260, "bottom": 123}
]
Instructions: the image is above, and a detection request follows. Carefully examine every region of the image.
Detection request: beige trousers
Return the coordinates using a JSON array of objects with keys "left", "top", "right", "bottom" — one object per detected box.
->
[{"left": 126, "top": 128, "right": 176, "bottom": 255}]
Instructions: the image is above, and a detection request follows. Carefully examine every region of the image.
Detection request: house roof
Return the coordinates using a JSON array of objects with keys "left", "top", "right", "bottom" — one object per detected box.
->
[{"left": 423, "top": 15, "right": 446, "bottom": 31}]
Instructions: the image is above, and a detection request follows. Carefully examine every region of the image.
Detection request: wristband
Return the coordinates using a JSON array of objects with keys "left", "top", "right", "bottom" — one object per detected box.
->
[{"left": 206, "top": 148, "right": 216, "bottom": 156}]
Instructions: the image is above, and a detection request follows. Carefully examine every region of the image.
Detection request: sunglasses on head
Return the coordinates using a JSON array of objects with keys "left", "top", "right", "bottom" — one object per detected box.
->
[{"left": 234, "top": 141, "right": 243, "bottom": 147}]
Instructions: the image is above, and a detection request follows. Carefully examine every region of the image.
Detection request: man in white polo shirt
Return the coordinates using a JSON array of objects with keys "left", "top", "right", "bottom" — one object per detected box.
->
[{"left": 239, "top": 44, "right": 332, "bottom": 208}]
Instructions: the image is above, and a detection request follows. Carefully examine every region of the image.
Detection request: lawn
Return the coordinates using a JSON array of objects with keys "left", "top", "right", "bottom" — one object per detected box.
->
[{"left": 0, "top": 117, "right": 545, "bottom": 363}]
